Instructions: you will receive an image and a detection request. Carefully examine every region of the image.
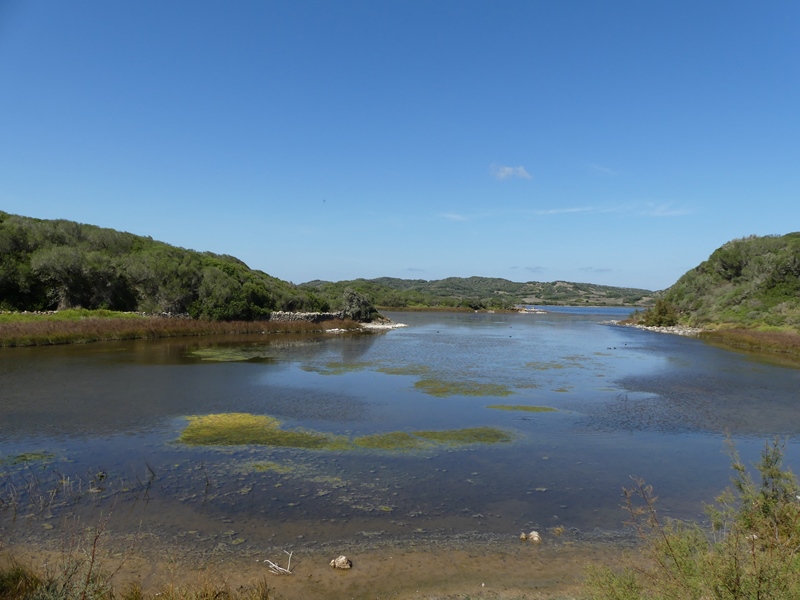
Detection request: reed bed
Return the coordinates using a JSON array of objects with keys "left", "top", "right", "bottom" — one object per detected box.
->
[
  {"left": 0, "top": 316, "right": 362, "bottom": 347},
  {"left": 699, "top": 327, "right": 800, "bottom": 356}
]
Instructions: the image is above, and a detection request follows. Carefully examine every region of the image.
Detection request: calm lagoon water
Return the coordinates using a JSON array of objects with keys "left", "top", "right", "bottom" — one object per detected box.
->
[{"left": 2, "top": 308, "right": 800, "bottom": 552}]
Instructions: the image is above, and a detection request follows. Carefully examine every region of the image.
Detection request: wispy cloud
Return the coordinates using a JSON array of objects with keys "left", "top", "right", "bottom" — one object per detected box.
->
[
  {"left": 407, "top": 267, "right": 426, "bottom": 272},
  {"left": 589, "top": 163, "right": 618, "bottom": 176},
  {"left": 579, "top": 267, "right": 613, "bottom": 273},
  {"left": 490, "top": 164, "right": 532, "bottom": 180},
  {"left": 639, "top": 202, "right": 692, "bottom": 217},
  {"left": 533, "top": 206, "right": 597, "bottom": 216},
  {"left": 440, "top": 212, "right": 468, "bottom": 221},
  {"left": 525, "top": 266, "right": 547, "bottom": 274}
]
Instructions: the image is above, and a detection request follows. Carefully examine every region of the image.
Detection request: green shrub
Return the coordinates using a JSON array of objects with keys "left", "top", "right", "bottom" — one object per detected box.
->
[{"left": 584, "top": 439, "right": 800, "bottom": 600}]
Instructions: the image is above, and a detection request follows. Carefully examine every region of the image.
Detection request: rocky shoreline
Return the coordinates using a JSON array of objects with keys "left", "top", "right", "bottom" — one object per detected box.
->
[{"left": 607, "top": 320, "right": 703, "bottom": 337}]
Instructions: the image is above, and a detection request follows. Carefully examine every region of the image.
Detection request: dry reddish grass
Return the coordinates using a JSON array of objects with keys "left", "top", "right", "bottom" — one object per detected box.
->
[
  {"left": 700, "top": 328, "right": 800, "bottom": 356},
  {"left": 0, "top": 317, "right": 362, "bottom": 347}
]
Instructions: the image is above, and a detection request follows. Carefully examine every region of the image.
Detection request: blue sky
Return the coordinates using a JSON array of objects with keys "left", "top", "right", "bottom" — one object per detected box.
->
[{"left": 1, "top": 1, "right": 798, "bottom": 291}]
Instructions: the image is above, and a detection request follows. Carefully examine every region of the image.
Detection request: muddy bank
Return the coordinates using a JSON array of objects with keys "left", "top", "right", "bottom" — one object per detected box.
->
[{"left": 3, "top": 532, "right": 634, "bottom": 600}]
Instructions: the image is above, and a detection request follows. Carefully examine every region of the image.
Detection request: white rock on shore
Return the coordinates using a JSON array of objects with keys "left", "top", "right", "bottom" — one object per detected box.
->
[{"left": 607, "top": 321, "right": 702, "bottom": 337}]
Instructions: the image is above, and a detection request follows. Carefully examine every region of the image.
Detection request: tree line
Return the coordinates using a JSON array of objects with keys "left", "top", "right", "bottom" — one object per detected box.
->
[{"left": 0, "top": 212, "right": 331, "bottom": 320}]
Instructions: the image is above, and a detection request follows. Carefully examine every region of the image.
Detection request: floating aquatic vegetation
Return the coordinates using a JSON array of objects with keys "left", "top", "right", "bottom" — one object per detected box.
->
[
  {"left": 179, "top": 413, "right": 512, "bottom": 453},
  {"left": 377, "top": 365, "right": 431, "bottom": 376},
  {"left": 189, "top": 347, "right": 274, "bottom": 362},
  {"left": 179, "top": 413, "right": 347, "bottom": 449},
  {"left": 414, "top": 379, "right": 513, "bottom": 398},
  {"left": 353, "top": 432, "right": 429, "bottom": 451},
  {"left": 252, "top": 461, "right": 295, "bottom": 474},
  {"left": 553, "top": 387, "right": 572, "bottom": 393},
  {"left": 487, "top": 404, "right": 557, "bottom": 413},
  {"left": 301, "top": 361, "right": 373, "bottom": 375},
  {"left": 0, "top": 451, "right": 55, "bottom": 465},
  {"left": 526, "top": 361, "right": 566, "bottom": 370},
  {"left": 413, "top": 427, "right": 512, "bottom": 445}
]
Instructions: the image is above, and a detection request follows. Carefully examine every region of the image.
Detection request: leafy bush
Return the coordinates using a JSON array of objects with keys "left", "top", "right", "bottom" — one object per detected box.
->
[
  {"left": 639, "top": 299, "right": 679, "bottom": 327},
  {"left": 584, "top": 439, "right": 800, "bottom": 600}
]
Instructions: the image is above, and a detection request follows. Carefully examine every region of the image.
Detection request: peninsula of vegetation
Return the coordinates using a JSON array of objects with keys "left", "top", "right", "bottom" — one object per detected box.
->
[{"left": 632, "top": 233, "right": 800, "bottom": 356}]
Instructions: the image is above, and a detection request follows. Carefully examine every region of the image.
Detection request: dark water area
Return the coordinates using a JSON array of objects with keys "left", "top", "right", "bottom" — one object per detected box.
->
[{"left": 2, "top": 309, "right": 800, "bottom": 555}]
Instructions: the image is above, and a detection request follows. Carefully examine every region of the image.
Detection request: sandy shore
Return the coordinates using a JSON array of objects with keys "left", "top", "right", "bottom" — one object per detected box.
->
[{"left": 3, "top": 535, "right": 632, "bottom": 600}]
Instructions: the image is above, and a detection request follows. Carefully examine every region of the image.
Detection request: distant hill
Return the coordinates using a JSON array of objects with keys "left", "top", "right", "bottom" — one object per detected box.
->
[
  {"left": 299, "top": 276, "right": 654, "bottom": 310},
  {"left": 656, "top": 233, "right": 800, "bottom": 328},
  {"left": 0, "top": 212, "right": 328, "bottom": 319}
]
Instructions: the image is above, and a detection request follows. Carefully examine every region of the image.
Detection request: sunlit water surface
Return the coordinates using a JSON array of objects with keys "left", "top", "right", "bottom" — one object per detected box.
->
[{"left": 2, "top": 309, "right": 800, "bottom": 553}]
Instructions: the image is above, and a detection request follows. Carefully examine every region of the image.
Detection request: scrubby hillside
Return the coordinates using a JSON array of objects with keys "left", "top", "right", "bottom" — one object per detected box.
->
[
  {"left": 661, "top": 233, "right": 800, "bottom": 328},
  {"left": 300, "top": 276, "right": 653, "bottom": 310},
  {"left": 0, "top": 212, "right": 328, "bottom": 319}
]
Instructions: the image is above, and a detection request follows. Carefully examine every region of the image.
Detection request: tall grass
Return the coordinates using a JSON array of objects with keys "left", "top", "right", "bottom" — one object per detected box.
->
[
  {"left": 699, "top": 328, "right": 800, "bottom": 358},
  {"left": 0, "top": 313, "right": 362, "bottom": 347}
]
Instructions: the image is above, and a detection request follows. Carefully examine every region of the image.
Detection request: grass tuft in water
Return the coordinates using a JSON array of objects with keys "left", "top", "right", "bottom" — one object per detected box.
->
[
  {"left": 189, "top": 347, "right": 275, "bottom": 362},
  {"left": 487, "top": 405, "right": 557, "bottom": 413},
  {"left": 179, "top": 413, "right": 342, "bottom": 449},
  {"left": 413, "top": 427, "right": 512, "bottom": 445},
  {"left": 353, "top": 432, "right": 429, "bottom": 451},
  {"left": 414, "top": 379, "right": 513, "bottom": 398}
]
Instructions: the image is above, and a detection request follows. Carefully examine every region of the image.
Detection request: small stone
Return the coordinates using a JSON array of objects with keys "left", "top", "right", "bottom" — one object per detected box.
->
[
  {"left": 519, "top": 532, "right": 527, "bottom": 541},
  {"left": 528, "top": 530, "right": 541, "bottom": 543},
  {"left": 330, "top": 555, "right": 352, "bottom": 569}
]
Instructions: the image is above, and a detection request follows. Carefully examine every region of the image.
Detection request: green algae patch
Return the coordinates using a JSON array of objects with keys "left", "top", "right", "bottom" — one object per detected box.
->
[
  {"left": 179, "top": 413, "right": 346, "bottom": 449},
  {"left": 1, "top": 451, "right": 55, "bottom": 465},
  {"left": 301, "top": 361, "right": 373, "bottom": 375},
  {"left": 414, "top": 379, "right": 513, "bottom": 398},
  {"left": 413, "top": 427, "right": 512, "bottom": 445},
  {"left": 377, "top": 365, "right": 431, "bottom": 376},
  {"left": 252, "top": 461, "right": 295, "bottom": 474},
  {"left": 526, "top": 361, "right": 566, "bottom": 370},
  {"left": 189, "top": 347, "right": 275, "bottom": 362},
  {"left": 487, "top": 404, "right": 557, "bottom": 413},
  {"left": 353, "top": 432, "right": 429, "bottom": 451}
]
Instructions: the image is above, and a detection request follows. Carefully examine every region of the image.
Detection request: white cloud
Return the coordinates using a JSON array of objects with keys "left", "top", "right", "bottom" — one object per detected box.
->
[
  {"left": 533, "top": 206, "right": 597, "bottom": 216},
  {"left": 490, "top": 164, "right": 532, "bottom": 180},
  {"left": 579, "top": 267, "right": 613, "bottom": 273},
  {"left": 639, "top": 202, "right": 692, "bottom": 217},
  {"left": 589, "top": 163, "right": 618, "bottom": 176},
  {"left": 440, "top": 212, "right": 468, "bottom": 221}
]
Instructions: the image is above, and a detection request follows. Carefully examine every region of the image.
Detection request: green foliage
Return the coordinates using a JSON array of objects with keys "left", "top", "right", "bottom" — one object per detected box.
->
[
  {"left": 639, "top": 299, "right": 679, "bottom": 327},
  {"left": 584, "top": 439, "right": 800, "bottom": 600},
  {"left": 299, "top": 276, "right": 654, "bottom": 310},
  {"left": 340, "top": 288, "right": 376, "bottom": 321},
  {"left": 662, "top": 233, "right": 800, "bottom": 328},
  {"left": 0, "top": 212, "right": 326, "bottom": 320}
]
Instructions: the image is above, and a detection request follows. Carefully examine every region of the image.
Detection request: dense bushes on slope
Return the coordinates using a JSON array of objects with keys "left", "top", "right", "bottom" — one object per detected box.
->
[
  {"left": 661, "top": 233, "right": 800, "bottom": 328},
  {"left": 0, "top": 212, "right": 328, "bottom": 319}
]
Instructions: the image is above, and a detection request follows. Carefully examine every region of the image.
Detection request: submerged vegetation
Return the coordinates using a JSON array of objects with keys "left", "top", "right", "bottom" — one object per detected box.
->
[
  {"left": 585, "top": 439, "right": 800, "bottom": 600},
  {"left": 178, "top": 413, "right": 513, "bottom": 451},
  {"left": 413, "top": 378, "right": 514, "bottom": 397}
]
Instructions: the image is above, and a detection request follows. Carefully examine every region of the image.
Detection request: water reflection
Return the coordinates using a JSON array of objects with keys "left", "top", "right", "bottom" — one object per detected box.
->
[{"left": 2, "top": 309, "right": 800, "bottom": 550}]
